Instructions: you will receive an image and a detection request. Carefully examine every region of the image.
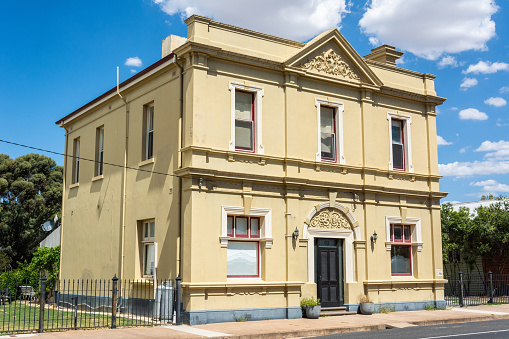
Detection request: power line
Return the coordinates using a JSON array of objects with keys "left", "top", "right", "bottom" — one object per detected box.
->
[{"left": 0, "top": 139, "right": 176, "bottom": 177}]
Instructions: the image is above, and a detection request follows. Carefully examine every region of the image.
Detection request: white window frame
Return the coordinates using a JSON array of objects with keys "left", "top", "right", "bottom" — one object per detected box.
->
[
  {"left": 387, "top": 112, "right": 413, "bottom": 172},
  {"left": 228, "top": 82, "right": 264, "bottom": 154},
  {"left": 96, "top": 126, "right": 104, "bottom": 176},
  {"left": 73, "top": 138, "right": 80, "bottom": 184},
  {"left": 141, "top": 220, "right": 156, "bottom": 278},
  {"left": 385, "top": 216, "right": 422, "bottom": 252},
  {"left": 220, "top": 206, "right": 272, "bottom": 248},
  {"left": 315, "top": 98, "right": 344, "bottom": 164},
  {"left": 144, "top": 104, "right": 154, "bottom": 160}
]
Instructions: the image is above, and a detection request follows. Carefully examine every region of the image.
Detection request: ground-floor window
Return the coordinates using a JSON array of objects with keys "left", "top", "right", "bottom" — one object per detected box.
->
[
  {"left": 390, "top": 224, "right": 412, "bottom": 276},
  {"left": 227, "top": 241, "right": 259, "bottom": 278},
  {"left": 226, "top": 215, "right": 260, "bottom": 278},
  {"left": 141, "top": 220, "right": 155, "bottom": 277}
]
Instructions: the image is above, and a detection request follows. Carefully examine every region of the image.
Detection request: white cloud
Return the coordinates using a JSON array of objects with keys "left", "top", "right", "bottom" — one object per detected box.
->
[
  {"left": 395, "top": 56, "right": 405, "bottom": 65},
  {"left": 497, "top": 119, "right": 509, "bottom": 127},
  {"left": 153, "top": 0, "right": 350, "bottom": 41},
  {"left": 130, "top": 69, "right": 137, "bottom": 74},
  {"left": 475, "top": 140, "right": 509, "bottom": 160},
  {"left": 439, "top": 160, "right": 509, "bottom": 177},
  {"left": 470, "top": 179, "right": 509, "bottom": 193},
  {"left": 451, "top": 107, "right": 458, "bottom": 111},
  {"left": 463, "top": 61, "right": 509, "bottom": 74},
  {"left": 459, "top": 108, "right": 488, "bottom": 120},
  {"left": 460, "top": 78, "right": 478, "bottom": 89},
  {"left": 459, "top": 147, "right": 469, "bottom": 154},
  {"left": 500, "top": 86, "right": 509, "bottom": 93},
  {"left": 437, "top": 135, "right": 452, "bottom": 146},
  {"left": 436, "top": 108, "right": 441, "bottom": 114},
  {"left": 485, "top": 97, "right": 507, "bottom": 107},
  {"left": 368, "top": 37, "right": 379, "bottom": 46},
  {"left": 438, "top": 56, "right": 458, "bottom": 69},
  {"left": 359, "top": 0, "right": 498, "bottom": 60},
  {"left": 125, "top": 57, "right": 143, "bottom": 67}
]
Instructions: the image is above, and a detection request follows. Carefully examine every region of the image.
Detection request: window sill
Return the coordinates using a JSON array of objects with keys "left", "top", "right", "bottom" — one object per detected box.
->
[
  {"left": 138, "top": 158, "right": 155, "bottom": 168},
  {"left": 220, "top": 236, "right": 273, "bottom": 249},
  {"left": 92, "top": 174, "right": 104, "bottom": 182},
  {"left": 69, "top": 182, "right": 79, "bottom": 189},
  {"left": 385, "top": 241, "right": 423, "bottom": 252}
]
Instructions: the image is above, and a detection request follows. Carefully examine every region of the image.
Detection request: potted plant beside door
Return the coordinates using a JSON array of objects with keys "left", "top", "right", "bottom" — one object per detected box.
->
[
  {"left": 358, "top": 295, "right": 374, "bottom": 315},
  {"left": 300, "top": 297, "right": 321, "bottom": 319}
]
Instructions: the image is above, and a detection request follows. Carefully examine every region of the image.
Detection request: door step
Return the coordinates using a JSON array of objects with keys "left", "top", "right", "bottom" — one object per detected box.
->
[{"left": 321, "top": 307, "right": 357, "bottom": 316}]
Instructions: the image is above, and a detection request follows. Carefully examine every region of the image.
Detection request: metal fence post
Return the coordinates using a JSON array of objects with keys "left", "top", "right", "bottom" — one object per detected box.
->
[
  {"left": 38, "top": 275, "right": 47, "bottom": 333},
  {"left": 459, "top": 271, "right": 464, "bottom": 307},
  {"left": 489, "top": 271, "right": 494, "bottom": 304},
  {"left": 175, "top": 276, "right": 181, "bottom": 325},
  {"left": 111, "top": 275, "right": 118, "bottom": 329}
]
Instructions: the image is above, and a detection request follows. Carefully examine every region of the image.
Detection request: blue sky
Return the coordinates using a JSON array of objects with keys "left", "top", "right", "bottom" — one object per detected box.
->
[{"left": 0, "top": 0, "right": 507, "bottom": 203}]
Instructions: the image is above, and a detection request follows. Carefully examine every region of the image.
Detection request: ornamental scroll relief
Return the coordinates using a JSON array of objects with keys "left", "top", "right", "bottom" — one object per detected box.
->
[
  {"left": 299, "top": 49, "right": 359, "bottom": 80},
  {"left": 309, "top": 208, "right": 351, "bottom": 230}
]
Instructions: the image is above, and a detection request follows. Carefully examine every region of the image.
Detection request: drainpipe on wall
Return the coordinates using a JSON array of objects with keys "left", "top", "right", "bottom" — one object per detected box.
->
[
  {"left": 58, "top": 127, "right": 69, "bottom": 280},
  {"left": 117, "top": 67, "right": 129, "bottom": 281},
  {"left": 174, "top": 54, "right": 184, "bottom": 278}
]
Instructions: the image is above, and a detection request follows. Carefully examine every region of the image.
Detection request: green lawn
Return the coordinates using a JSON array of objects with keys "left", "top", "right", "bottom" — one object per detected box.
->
[{"left": 1, "top": 301, "right": 148, "bottom": 334}]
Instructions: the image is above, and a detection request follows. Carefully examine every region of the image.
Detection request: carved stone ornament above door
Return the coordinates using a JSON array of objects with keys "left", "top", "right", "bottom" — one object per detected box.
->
[
  {"left": 309, "top": 208, "right": 351, "bottom": 230},
  {"left": 299, "top": 49, "right": 360, "bottom": 80}
]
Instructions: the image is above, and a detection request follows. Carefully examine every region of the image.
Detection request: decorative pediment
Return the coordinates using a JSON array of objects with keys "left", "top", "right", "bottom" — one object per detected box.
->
[
  {"left": 284, "top": 29, "right": 383, "bottom": 87},
  {"left": 309, "top": 208, "right": 352, "bottom": 230},
  {"left": 299, "top": 49, "right": 359, "bottom": 80}
]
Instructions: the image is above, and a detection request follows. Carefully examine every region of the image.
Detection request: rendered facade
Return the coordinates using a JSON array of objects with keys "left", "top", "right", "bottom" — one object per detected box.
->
[{"left": 56, "top": 16, "right": 447, "bottom": 324}]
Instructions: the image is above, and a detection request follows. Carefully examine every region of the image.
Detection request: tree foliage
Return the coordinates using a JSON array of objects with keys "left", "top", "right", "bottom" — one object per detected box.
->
[
  {"left": 0, "top": 246, "right": 60, "bottom": 291},
  {"left": 0, "top": 153, "right": 63, "bottom": 266},
  {"left": 441, "top": 199, "right": 509, "bottom": 268}
]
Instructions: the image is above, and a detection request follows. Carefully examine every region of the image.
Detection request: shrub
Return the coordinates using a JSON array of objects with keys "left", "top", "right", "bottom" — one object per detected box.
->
[
  {"left": 358, "top": 294, "right": 372, "bottom": 303},
  {"left": 300, "top": 297, "right": 321, "bottom": 307}
]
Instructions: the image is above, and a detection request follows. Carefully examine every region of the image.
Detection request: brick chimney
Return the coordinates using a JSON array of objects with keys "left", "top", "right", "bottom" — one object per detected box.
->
[{"left": 364, "top": 45, "right": 403, "bottom": 66}]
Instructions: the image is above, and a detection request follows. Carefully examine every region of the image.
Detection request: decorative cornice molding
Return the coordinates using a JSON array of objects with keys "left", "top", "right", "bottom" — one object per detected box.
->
[
  {"left": 300, "top": 49, "right": 359, "bottom": 80},
  {"left": 379, "top": 86, "right": 446, "bottom": 105}
]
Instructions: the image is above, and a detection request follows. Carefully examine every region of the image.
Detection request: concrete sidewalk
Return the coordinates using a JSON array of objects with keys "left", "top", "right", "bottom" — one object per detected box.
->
[{"left": 25, "top": 304, "right": 509, "bottom": 339}]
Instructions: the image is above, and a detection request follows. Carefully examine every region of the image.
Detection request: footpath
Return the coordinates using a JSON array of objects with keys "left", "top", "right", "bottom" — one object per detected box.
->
[{"left": 24, "top": 304, "right": 509, "bottom": 338}]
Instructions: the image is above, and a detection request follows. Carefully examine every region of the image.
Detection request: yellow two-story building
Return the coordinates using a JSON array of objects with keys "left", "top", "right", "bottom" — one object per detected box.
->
[{"left": 56, "top": 15, "right": 447, "bottom": 324}]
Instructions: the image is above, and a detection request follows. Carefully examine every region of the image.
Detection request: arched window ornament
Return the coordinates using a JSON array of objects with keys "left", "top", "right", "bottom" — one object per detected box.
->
[{"left": 309, "top": 208, "right": 351, "bottom": 230}]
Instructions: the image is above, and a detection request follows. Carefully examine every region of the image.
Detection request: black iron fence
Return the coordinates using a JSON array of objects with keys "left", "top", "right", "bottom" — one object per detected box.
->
[
  {"left": 445, "top": 271, "right": 509, "bottom": 307},
  {"left": 0, "top": 275, "right": 181, "bottom": 334}
]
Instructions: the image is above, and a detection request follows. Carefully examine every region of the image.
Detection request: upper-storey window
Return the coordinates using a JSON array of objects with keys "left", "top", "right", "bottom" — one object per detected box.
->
[
  {"left": 143, "top": 104, "right": 154, "bottom": 160},
  {"left": 72, "top": 137, "right": 80, "bottom": 184},
  {"left": 387, "top": 113, "right": 413, "bottom": 172},
  {"left": 320, "top": 106, "right": 336, "bottom": 161},
  {"left": 95, "top": 126, "right": 104, "bottom": 176},
  {"left": 235, "top": 91, "right": 255, "bottom": 151},
  {"left": 229, "top": 82, "right": 264, "bottom": 154},
  {"left": 315, "top": 99, "right": 344, "bottom": 164},
  {"left": 391, "top": 120, "right": 404, "bottom": 170}
]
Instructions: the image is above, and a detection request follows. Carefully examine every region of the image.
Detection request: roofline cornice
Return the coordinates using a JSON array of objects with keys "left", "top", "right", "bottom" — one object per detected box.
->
[{"left": 185, "top": 15, "right": 305, "bottom": 48}]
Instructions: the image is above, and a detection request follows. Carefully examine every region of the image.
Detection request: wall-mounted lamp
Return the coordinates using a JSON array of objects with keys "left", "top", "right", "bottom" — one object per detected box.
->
[
  {"left": 198, "top": 178, "right": 203, "bottom": 189},
  {"left": 370, "top": 231, "right": 378, "bottom": 244},
  {"left": 292, "top": 227, "right": 299, "bottom": 240}
]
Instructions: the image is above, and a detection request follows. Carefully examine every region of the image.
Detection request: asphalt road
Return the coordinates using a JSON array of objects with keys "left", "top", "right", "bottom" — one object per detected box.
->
[{"left": 310, "top": 319, "right": 509, "bottom": 338}]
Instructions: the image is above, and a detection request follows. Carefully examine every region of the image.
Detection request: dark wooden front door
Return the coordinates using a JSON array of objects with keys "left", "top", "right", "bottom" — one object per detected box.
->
[{"left": 316, "top": 238, "right": 344, "bottom": 307}]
